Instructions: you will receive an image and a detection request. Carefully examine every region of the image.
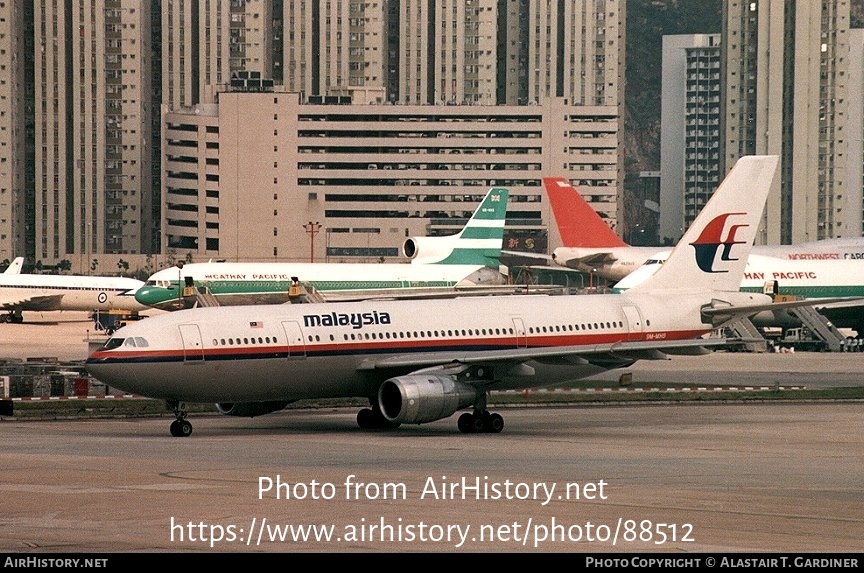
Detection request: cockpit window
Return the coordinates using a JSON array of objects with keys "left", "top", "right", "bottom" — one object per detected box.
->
[{"left": 103, "top": 338, "right": 125, "bottom": 350}]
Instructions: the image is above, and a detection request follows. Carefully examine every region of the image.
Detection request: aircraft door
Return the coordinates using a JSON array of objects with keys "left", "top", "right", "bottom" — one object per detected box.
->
[
  {"left": 178, "top": 324, "right": 204, "bottom": 362},
  {"left": 622, "top": 306, "right": 643, "bottom": 340},
  {"left": 281, "top": 320, "right": 306, "bottom": 358},
  {"left": 512, "top": 317, "right": 527, "bottom": 348}
]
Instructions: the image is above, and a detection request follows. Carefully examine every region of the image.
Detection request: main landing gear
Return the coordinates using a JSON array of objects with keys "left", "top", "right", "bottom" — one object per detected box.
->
[
  {"left": 458, "top": 390, "right": 503, "bottom": 433},
  {"left": 167, "top": 400, "right": 193, "bottom": 437},
  {"left": 0, "top": 310, "right": 23, "bottom": 323},
  {"left": 457, "top": 409, "right": 504, "bottom": 434}
]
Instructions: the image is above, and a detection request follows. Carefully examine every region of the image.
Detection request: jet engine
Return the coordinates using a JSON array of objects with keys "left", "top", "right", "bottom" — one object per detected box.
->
[
  {"left": 377, "top": 374, "right": 481, "bottom": 425},
  {"left": 216, "top": 401, "right": 293, "bottom": 417},
  {"left": 402, "top": 236, "right": 455, "bottom": 264}
]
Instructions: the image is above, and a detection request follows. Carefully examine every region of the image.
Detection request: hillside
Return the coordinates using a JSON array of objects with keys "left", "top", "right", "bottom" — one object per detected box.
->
[{"left": 624, "top": 0, "right": 721, "bottom": 174}]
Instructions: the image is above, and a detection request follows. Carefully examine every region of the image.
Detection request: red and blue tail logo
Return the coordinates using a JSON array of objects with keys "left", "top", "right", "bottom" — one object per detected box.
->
[{"left": 690, "top": 213, "right": 749, "bottom": 273}]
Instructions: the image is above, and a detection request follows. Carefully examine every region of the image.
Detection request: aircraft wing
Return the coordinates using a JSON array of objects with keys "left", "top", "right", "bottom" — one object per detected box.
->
[
  {"left": 701, "top": 296, "right": 864, "bottom": 327},
  {"left": 811, "top": 298, "right": 864, "bottom": 333},
  {"left": 813, "top": 298, "right": 864, "bottom": 311},
  {"left": 500, "top": 250, "right": 554, "bottom": 267},
  {"left": 356, "top": 337, "right": 733, "bottom": 373},
  {"left": 0, "top": 294, "right": 63, "bottom": 311}
]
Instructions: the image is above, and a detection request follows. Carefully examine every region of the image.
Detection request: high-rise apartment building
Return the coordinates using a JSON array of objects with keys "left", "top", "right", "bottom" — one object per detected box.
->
[
  {"left": 27, "top": 0, "right": 160, "bottom": 270},
  {"left": 721, "top": 0, "right": 852, "bottom": 244},
  {"left": 279, "top": 1, "right": 623, "bottom": 108},
  {"left": 660, "top": 34, "right": 722, "bottom": 244},
  {"left": 0, "top": 1, "right": 34, "bottom": 264},
  {"left": 845, "top": 28, "right": 864, "bottom": 238},
  {"left": 166, "top": 0, "right": 626, "bottom": 263},
  {"left": 163, "top": 0, "right": 274, "bottom": 108},
  {"left": 1, "top": 0, "right": 625, "bottom": 270}
]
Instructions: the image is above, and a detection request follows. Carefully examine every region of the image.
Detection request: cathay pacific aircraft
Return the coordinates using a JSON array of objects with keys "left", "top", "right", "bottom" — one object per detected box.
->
[
  {"left": 135, "top": 187, "right": 510, "bottom": 310},
  {"left": 86, "top": 156, "right": 847, "bottom": 437}
]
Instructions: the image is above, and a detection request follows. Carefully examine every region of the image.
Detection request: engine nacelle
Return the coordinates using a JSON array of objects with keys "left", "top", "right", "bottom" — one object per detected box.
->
[
  {"left": 216, "top": 401, "right": 292, "bottom": 418},
  {"left": 402, "top": 236, "right": 454, "bottom": 264},
  {"left": 377, "top": 375, "right": 481, "bottom": 425}
]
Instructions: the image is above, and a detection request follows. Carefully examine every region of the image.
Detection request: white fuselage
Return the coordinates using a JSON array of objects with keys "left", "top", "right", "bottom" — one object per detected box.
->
[
  {"left": 615, "top": 253, "right": 864, "bottom": 297},
  {"left": 136, "top": 261, "right": 505, "bottom": 309},
  {"left": 86, "top": 289, "right": 769, "bottom": 403},
  {"left": 0, "top": 274, "right": 146, "bottom": 312}
]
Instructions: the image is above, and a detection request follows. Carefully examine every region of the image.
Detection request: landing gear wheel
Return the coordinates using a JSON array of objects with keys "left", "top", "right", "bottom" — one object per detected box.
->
[
  {"left": 357, "top": 408, "right": 376, "bottom": 429},
  {"left": 458, "top": 411, "right": 504, "bottom": 434},
  {"left": 472, "top": 412, "right": 488, "bottom": 433},
  {"left": 167, "top": 401, "right": 192, "bottom": 437},
  {"left": 458, "top": 412, "right": 474, "bottom": 433},
  {"left": 169, "top": 419, "right": 192, "bottom": 437},
  {"left": 356, "top": 407, "right": 400, "bottom": 430}
]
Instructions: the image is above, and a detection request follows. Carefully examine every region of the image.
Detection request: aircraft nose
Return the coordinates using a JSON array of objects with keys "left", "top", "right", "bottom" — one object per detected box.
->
[{"left": 135, "top": 286, "right": 174, "bottom": 308}]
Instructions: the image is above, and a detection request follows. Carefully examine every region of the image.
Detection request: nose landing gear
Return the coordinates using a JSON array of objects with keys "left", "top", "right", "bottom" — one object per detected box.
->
[{"left": 167, "top": 401, "right": 193, "bottom": 437}]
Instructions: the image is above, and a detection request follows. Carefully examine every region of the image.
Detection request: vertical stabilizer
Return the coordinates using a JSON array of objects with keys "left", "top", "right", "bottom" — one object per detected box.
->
[
  {"left": 543, "top": 177, "right": 626, "bottom": 248},
  {"left": 3, "top": 257, "right": 24, "bottom": 275},
  {"left": 405, "top": 187, "right": 509, "bottom": 265},
  {"left": 628, "top": 155, "right": 779, "bottom": 293}
]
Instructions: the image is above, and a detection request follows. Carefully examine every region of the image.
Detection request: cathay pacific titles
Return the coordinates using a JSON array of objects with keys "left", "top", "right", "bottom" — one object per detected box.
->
[{"left": 303, "top": 310, "right": 392, "bottom": 330}]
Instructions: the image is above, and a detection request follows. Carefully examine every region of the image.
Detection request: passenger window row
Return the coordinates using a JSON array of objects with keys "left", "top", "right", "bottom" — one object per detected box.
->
[{"left": 212, "top": 336, "right": 278, "bottom": 346}]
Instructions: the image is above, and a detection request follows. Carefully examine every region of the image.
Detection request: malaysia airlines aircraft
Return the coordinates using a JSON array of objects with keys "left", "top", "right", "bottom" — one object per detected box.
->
[
  {"left": 0, "top": 265, "right": 147, "bottom": 323},
  {"left": 542, "top": 177, "right": 864, "bottom": 283},
  {"left": 86, "top": 155, "right": 849, "bottom": 438},
  {"left": 134, "top": 187, "right": 510, "bottom": 310}
]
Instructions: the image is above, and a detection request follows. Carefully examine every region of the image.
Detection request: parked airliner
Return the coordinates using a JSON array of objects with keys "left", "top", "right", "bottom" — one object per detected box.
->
[
  {"left": 85, "top": 156, "right": 841, "bottom": 437},
  {"left": 0, "top": 265, "right": 146, "bottom": 323},
  {"left": 542, "top": 177, "right": 864, "bottom": 283},
  {"left": 134, "top": 187, "right": 510, "bottom": 310}
]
